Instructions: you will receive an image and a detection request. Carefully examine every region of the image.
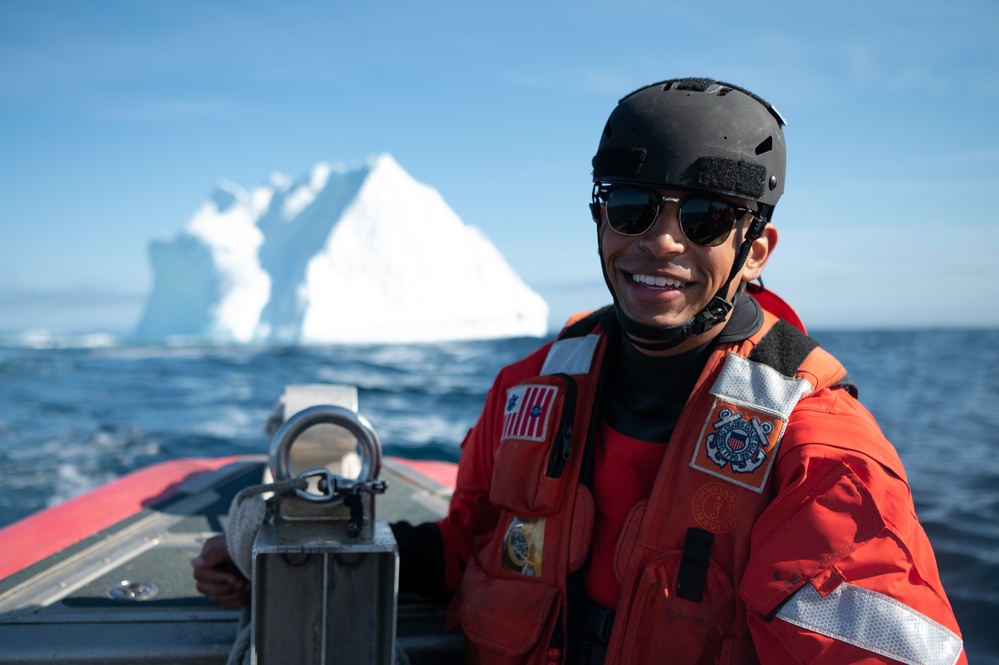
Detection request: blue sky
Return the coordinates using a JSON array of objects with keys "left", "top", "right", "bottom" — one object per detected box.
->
[{"left": 1, "top": 0, "right": 997, "bottom": 336}]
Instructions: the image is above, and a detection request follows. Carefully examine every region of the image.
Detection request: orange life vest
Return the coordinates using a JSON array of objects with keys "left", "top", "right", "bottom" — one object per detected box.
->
[{"left": 447, "top": 306, "right": 964, "bottom": 665}]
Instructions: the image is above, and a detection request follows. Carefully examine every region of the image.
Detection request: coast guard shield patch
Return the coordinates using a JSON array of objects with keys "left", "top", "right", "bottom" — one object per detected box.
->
[
  {"left": 690, "top": 397, "right": 786, "bottom": 493},
  {"left": 690, "top": 352, "right": 814, "bottom": 493}
]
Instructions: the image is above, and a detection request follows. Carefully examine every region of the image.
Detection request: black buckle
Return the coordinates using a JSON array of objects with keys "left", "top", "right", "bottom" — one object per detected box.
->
[{"left": 579, "top": 598, "right": 615, "bottom": 643}]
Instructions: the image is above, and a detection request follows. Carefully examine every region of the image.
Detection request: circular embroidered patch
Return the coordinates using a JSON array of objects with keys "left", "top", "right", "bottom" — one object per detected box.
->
[{"left": 692, "top": 482, "right": 739, "bottom": 534}]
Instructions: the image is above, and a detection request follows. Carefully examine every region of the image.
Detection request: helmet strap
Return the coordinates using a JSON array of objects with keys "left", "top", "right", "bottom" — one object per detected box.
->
[{"left": 615, "top": 294, "right": 733, "bottom": 351}]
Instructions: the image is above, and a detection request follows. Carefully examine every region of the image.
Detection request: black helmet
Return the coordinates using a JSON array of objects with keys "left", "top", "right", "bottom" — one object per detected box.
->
[
  {"left": 592, "top": 78, "right": 786, "bottom": 212},
  {"left": 591, "top": 78, "right": 787, "bottom": 351}
]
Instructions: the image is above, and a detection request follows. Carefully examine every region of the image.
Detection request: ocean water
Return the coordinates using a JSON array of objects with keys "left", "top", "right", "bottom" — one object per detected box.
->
[{"left": 0, "top": 330, "right": 996, "bottom": 662}]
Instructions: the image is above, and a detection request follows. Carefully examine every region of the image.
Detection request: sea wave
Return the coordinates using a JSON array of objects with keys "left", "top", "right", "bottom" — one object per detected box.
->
[{"left": 0, "top": 331, "right": 996, "bottom": 660}]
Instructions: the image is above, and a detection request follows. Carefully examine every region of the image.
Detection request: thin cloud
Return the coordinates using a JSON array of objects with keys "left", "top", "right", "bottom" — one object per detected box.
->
[{"left": 93, "top": 97, "right": 244, "bottom": 123}]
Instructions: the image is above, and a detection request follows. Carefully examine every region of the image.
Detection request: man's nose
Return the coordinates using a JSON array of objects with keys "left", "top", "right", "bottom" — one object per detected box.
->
[{"left": 637, "top": 204, "right": 686, "bottom": 254}]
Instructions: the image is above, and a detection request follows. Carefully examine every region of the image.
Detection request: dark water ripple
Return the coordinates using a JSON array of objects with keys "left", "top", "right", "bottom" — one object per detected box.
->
[{"left": 0, "top": 330, "right": 996, "bottom": 661}]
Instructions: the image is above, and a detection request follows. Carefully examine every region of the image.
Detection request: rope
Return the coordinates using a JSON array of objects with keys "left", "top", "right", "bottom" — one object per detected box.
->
[
  {"left": 225, "top": 477, "right": 306, "bottom": 579},
  {"left": 223, "top": 477, "right": 307, "bottom": 665}
]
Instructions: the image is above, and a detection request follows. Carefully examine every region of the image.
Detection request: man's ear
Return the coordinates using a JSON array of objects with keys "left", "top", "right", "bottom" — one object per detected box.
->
[{"left": 742, "top": 224, "right": 778, "bottom": 281}]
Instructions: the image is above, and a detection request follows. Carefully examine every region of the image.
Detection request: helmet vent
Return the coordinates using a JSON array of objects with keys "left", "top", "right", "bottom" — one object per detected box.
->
[
  {"left": 672, "top": 78, "right": 714, "bottom": 92},
  {"left": 755, "top": 136, "right": 773, "bottom": 155}
]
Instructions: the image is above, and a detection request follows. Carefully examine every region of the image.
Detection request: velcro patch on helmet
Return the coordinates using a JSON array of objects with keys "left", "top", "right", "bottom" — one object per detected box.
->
[
  {"left": 692, "top": 157, "right": 766, "bottom": 199},
  {"left": 592, "top": 147, "right": 647, "bottom": 179}
]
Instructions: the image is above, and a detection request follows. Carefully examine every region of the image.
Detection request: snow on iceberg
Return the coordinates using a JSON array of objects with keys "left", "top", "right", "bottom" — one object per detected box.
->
[{"left": 135, "top": 154, "right": 549, "bottom": 344}]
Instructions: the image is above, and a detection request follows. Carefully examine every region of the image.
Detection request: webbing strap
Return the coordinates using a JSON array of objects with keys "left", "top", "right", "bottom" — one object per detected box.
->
[{"left": 676, "top": 527, "right": 715, "bottom": 602}]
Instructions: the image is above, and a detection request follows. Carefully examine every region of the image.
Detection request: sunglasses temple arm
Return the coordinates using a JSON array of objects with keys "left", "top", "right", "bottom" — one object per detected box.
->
[{"left": 589, "top": 202, "right": 602, "bottom": 224}]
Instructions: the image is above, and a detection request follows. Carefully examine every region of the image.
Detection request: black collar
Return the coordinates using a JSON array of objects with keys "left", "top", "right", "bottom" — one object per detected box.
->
[{"left": 600, "top": 296, "right": 763, "bottom": 443}]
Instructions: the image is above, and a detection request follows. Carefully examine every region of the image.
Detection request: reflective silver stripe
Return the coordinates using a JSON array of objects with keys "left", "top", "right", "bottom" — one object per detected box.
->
[
  {"left": 711, "top": 353, "right": 812, "bottom": 418},
  {"left": 776, "top": 583, "right": 963, "bottom": 665},
  {"left": 541, "top": 334, "right": 599, "bottom": 376}
]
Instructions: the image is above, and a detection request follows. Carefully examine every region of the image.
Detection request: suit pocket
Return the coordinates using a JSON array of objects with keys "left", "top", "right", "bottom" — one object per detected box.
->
[
  {"left": 618, "top": 551, "right": 735, "bottom": 665},
  {"left": 460, "top": 557, "right": 561, "bottom": 663},
  {"left": 489, "top": 373, "right": 578, "bottom": 514}
]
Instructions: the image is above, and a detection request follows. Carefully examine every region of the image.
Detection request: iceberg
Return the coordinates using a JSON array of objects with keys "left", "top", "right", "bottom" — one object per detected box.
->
[{"left": 135, "top": 155, "right": 549, "bottom": 344}]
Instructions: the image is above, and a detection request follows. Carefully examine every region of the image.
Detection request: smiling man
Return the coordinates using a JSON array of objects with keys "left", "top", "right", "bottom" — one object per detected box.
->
[
  {"left": 194, "top": 78, "right": 966, "bottom": 665},
  {"left": 425, "top": 78, "right": 967, "bottom": 664}
]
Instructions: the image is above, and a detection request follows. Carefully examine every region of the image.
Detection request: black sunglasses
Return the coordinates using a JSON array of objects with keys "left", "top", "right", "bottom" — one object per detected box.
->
[{"left": 591, "top": 184, "right": 760, "bottom": 247}]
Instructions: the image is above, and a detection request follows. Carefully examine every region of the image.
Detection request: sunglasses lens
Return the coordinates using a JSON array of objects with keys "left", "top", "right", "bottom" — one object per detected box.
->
[
  {"left": 679, "top": 199, "right": 738, "bottom": 247},
  {"left": 604, "top": 188, "right": 659, "bottom": 235},
  {"left": 600, "top": 188, "right": 745, "bottom": 245}
]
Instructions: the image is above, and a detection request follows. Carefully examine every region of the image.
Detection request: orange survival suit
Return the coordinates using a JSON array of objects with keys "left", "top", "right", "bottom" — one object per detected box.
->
[{"left": 437, "top": 298, "right": 965, "bottom": 665}]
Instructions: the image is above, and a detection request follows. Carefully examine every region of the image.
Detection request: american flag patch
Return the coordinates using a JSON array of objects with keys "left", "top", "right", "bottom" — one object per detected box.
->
[{"left": 501, "top": 384, "right": 557, "bottom": 442}]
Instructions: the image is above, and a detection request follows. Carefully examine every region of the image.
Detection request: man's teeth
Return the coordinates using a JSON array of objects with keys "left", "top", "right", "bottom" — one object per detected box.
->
[{"left": 632, "top": 274, "right": 684, "bottom": 288}]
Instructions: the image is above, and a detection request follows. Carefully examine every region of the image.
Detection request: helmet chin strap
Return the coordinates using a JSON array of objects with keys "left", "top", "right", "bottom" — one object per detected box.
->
[
  {"left": 615, "top": 294, "right": 732, "bottom": 351},
  {"left": 600, "top": 216, "right": 768, "bottom": 352}
]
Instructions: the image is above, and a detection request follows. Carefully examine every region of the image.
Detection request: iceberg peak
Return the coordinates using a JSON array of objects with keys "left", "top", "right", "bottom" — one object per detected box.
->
[
  {"left": 135, "top": 155, "right": 548, "bottom": 344},
  {"left": 210, "top": 179, "right": 249, "bottom": 213}
]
